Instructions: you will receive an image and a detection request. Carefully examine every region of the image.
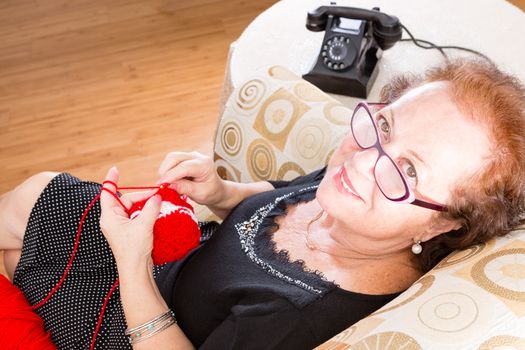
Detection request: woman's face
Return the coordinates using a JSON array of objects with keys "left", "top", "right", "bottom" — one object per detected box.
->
[{"left": 316, "top": 81, "right": 492, "bottom": 254}]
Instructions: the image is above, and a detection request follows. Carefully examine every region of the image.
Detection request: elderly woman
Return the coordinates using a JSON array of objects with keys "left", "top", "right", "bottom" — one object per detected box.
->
[{"left": 2, "top": 59, "right": 525, "bottom": 349}]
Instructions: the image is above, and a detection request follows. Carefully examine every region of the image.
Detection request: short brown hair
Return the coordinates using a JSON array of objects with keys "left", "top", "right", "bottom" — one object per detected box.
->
[{"left": 380, "top": 58, "right": 525, "bottom": 272}]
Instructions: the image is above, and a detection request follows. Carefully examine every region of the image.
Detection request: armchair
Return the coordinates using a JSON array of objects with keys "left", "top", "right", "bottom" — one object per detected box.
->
[{"left": 193, "top": 66, "right": 525, "bottom": 349}]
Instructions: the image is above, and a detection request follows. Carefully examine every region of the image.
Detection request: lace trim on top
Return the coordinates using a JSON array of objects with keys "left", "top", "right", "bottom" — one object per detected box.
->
[{"left": 234, "top": 183, "right": 336, "bottom": 298}]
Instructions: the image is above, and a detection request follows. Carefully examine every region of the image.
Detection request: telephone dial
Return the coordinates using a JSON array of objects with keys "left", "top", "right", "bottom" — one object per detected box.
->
[{"left": 302, "top": 5, "right": 402, "bottom": 98}]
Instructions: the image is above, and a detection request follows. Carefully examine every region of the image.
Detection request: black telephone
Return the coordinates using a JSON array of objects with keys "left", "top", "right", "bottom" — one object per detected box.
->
[{"left": 302, "top": 5, "right": 402, "bottom": 98}]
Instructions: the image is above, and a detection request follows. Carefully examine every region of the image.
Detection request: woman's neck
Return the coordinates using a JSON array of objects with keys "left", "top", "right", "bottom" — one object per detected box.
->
[{"left": 300, "top": 201, "right": 421, "bottom": 270}]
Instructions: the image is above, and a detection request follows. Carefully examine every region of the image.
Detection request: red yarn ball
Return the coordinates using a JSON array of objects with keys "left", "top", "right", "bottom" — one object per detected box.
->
[
  {"left": 128, "top": 186, "right": 201, "bottom": 265},
  {"left": 0, "top": 275, "right": 56, "bottom": 349}
]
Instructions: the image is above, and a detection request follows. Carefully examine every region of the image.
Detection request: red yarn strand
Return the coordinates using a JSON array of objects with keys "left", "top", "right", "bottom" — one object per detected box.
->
[
  {"left": 31, "top": 182, "right": 160, "bottom": 347},
  {"left": 89, "top": 278, "right": 120, "bottom": 350},
  {"left": 103, "top": 179, "right": 161, "bottom": 191},
  {"left": 118, "top": 186, "right": 162, "bottom": 190},
  {"left": 102, "top": 180, "right": 118, "bottom": 189},
  {"left": 31, "top": 192, "right": 103, "bottom": 310},
  {"left": 100, "top": 187, "right": 129, "bottom": 215}
]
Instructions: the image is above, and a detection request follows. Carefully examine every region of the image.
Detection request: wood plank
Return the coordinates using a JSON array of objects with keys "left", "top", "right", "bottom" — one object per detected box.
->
[{"left": 0, "top": 0, "right": 277, "bottom": 278}]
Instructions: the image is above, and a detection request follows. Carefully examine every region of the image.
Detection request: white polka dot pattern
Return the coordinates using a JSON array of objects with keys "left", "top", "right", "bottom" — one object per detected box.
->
[{"left": 12, "top": 173, "right": 167, "bottom": 349}]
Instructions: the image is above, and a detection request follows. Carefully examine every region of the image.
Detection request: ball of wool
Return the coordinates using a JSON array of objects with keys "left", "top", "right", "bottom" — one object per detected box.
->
[
  {"left": 0, "top": 275, "right": 56, "bottom": 349},
  {"left": 128, "top": 186, "right": 201, "bottom": 265}
]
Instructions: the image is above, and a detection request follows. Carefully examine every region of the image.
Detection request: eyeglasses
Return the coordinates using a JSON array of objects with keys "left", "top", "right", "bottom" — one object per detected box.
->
[{"left": 350, "top": 102, "right": 447, "bottom": 212}]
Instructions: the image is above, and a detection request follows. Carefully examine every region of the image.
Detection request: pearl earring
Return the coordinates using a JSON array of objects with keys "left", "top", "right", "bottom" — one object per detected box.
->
[{"left": 411, "top": 240, "right": 422, "bottom": 255}]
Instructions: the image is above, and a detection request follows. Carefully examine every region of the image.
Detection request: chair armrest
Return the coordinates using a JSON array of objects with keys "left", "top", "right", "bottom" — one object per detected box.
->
[{"left": 317, "top": 229, "right": 525, "bottom": 349}]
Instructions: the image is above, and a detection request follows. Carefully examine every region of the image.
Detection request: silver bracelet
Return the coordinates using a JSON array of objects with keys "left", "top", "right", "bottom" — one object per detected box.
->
[
  {"left": 125, "top": 310, "right": 177, "bottom": 344},
  {"left": 125, "top": 310, "right": 174, "bottom": 334}
]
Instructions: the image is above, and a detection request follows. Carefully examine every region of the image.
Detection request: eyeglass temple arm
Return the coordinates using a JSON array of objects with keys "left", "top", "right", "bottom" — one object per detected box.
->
[{"left": 412, "top": 199, "right": 448, "bottom": 212}]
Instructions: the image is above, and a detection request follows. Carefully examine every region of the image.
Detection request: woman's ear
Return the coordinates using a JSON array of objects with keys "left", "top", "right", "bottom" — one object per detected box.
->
[{"left": 420, "top": 217, "right": 462, "bottom": 242}]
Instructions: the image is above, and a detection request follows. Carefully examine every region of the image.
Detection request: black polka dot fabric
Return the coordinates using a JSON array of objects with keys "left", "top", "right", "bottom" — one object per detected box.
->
[{"left": 12, "top": 173, "right": 166, "bottom": 349}]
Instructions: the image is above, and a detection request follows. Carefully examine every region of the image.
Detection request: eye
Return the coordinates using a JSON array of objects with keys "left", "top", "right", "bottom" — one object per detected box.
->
[
  {"left": 400, "top": 160, "right": 418, "bottom": 187},
  {"left": 376, "top": 115, "right": 391, "bottom": 141}
]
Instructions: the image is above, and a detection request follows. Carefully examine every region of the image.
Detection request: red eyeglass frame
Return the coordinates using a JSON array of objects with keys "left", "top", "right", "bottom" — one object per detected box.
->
[{"left": 350, "top": 101, "right": 448, "bottom": 212}]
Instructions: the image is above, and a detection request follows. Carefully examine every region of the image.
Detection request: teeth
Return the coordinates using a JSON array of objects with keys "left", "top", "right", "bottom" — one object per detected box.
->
[{"left": 340, "top": 170, "right": 358, "bottom": 196}]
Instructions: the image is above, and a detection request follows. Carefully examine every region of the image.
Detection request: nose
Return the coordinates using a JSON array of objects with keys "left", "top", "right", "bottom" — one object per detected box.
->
[{"left": 352, "top": 147, "right": 379, "bottom": 180}]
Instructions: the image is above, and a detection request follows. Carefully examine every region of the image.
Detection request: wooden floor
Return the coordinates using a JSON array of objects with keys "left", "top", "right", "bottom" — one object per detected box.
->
[
  {"left": 511, "top": 0, "right": 525, "bottom": 10},
  {"left": 0, "top": 0, "right": 277, "bottom": 277},
  {"left": 1, "top": 0, "right": 524, "bottom": 277}
]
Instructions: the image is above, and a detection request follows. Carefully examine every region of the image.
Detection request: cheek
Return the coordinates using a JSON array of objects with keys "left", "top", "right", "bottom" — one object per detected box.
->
[
  {"left": 317, "top": 177, "right": 412, "bottom": 231},
  {"left": 328, "top": 134, "right": 357, "bottom": 167},
  {"left": 316, "top": 175, "right": 344, "bottom": 215},
  {"left": 318, "top": 170, "right": 437, "bottom": 239},
  {"left": 317, "top": 183, "right": 393, "bottom": 236},
  {"left": 316, "top": 175, "right": 333, "bottom": 204},
  {"left": 316, "top": 172, "right": 368, "bottom": 220}
]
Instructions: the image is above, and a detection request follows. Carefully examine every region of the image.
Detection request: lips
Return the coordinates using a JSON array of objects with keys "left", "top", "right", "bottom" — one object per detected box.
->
[{"left": 333, "top": 166, "right": 363, "bottom": 200}]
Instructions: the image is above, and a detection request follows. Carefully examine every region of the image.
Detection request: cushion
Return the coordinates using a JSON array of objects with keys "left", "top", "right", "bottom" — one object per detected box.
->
[
  {"left": 318, "top": 231, "right": 525, "bottom": 349},
  {"left": 213, "top": 65, "right": 351, "bottom": 184},
  {"left": 195, "top": 65, "right": 350, "bottom": 221}
]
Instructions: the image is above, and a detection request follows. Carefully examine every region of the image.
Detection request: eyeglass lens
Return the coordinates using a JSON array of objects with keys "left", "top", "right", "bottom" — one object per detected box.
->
[
  {"left": 351, "top": 106, "right": 377, "bottom": 148},
  {"left": 351, "top": 105, "right": 408, "bottom": 201}
]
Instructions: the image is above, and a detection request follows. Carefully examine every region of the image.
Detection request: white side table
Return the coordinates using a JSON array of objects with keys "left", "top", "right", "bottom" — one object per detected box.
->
[{"left": 224, "top": 0, "right": 524, "bottom": 108}]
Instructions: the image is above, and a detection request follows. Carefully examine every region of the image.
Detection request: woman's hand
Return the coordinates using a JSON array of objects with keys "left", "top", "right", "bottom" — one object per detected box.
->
[
  {"left": 100, "top": 166, "right": 194, "bottom": 349},
  {"left": 157, "top": 151, "right": 275, "bottom": 219},
  {"left": 157, "top": 151, "right": 226, "bottom": 207},
  {"left": 99, "top": 166, "right": 161, "bottom": 270}
]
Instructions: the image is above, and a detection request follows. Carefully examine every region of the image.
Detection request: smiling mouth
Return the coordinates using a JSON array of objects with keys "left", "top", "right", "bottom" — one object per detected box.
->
[{"left": 339, "top": 166, "right": 362, "bottom": 200}]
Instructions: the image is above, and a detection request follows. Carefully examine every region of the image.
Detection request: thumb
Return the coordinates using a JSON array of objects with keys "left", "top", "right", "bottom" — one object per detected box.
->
[{"left": 137, "top": 194, "right": 162, "bottom": 228}]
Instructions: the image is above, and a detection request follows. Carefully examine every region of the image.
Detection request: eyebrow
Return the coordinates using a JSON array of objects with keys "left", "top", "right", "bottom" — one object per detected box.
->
[
  {"left": 407, "top": 149, "right": 428, "bottom": 169},
  {"left": 385, "top": 106, "right": 395, "bottom": 131}
]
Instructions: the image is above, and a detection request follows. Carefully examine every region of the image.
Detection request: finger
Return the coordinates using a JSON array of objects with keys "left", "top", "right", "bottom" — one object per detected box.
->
[
  {"left": 171, "top": 178, "right": 195, "bottom": 197},
  {"left": 157, "top": 152, "right": 198, "bottom": 179},
  {"left": 100, "top": 166, "right": 120, "bottom": 213},
  {"left": 119, "top": 189, "right": 158, "bottom": 208},
  {"left": 136, "top": 194, "right": 162, "bottom": 228},
  {"left": 157, "top": 158, "right": 206, "bottom": 185}
]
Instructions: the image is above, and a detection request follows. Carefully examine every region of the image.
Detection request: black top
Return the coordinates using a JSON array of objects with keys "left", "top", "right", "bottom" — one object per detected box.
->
[{"left": 155, "top": 168, "right": 402, "bottom": 349}]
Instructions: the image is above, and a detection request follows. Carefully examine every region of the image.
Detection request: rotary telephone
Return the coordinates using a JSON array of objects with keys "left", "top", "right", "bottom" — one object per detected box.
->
[{"left": 302, "top": 5, "right": 402, "bottom": 98}]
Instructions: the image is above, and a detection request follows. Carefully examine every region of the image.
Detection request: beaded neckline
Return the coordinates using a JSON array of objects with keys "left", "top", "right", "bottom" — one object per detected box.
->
[{"left": 234, "top": 183, "right": 337, "bottom": 298}]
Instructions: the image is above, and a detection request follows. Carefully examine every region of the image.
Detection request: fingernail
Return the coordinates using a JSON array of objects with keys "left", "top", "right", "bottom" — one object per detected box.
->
[{"left": 161, "top": 182, "right": 176, "bottom": 190}]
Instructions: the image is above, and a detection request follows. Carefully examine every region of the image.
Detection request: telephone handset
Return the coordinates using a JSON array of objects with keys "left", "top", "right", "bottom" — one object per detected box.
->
[{"left": 302, "top": 6, "right": 402, "bottom": 98}]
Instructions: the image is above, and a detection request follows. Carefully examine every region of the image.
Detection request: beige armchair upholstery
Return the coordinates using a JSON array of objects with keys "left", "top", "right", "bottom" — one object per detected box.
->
[
  {"left": 214, "top": 65, "right": 349, "bottom": 184},
  {"left": 199, "top": 66, "right": 525, "bottom": 349}
]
